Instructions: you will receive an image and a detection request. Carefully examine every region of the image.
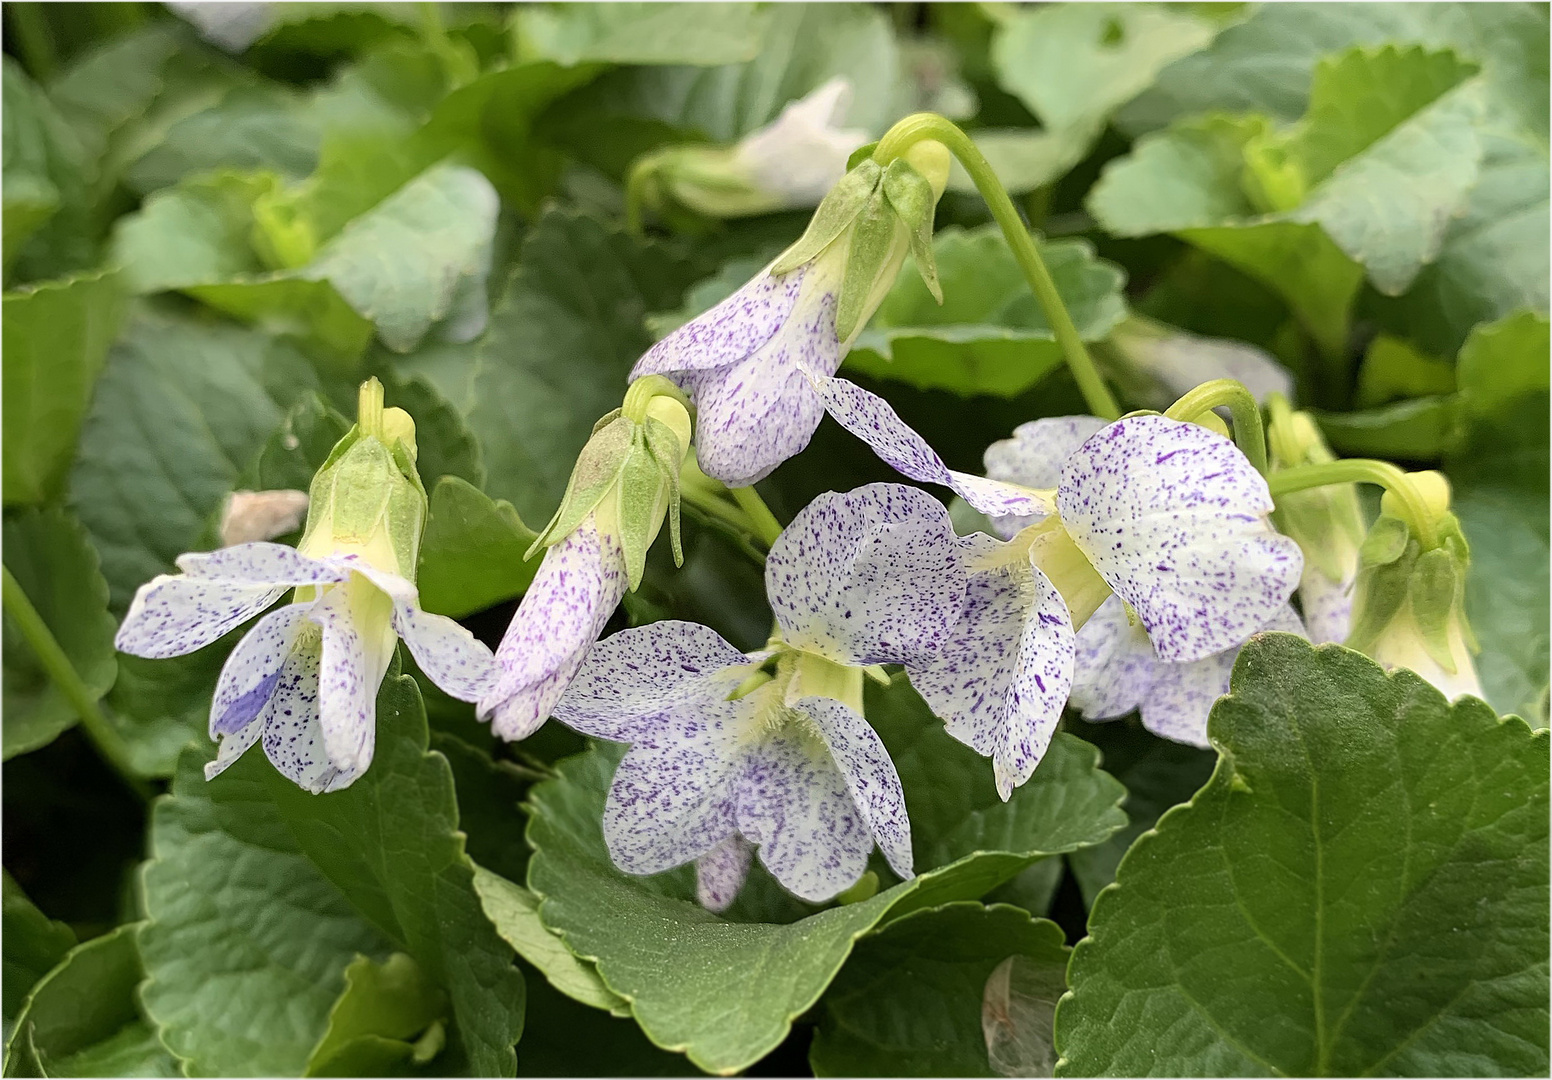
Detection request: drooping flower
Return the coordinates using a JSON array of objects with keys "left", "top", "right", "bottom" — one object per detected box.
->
[
  {"left": 554, "top": 483, "right": 968, "bottom": 904},
  {"left": 114, "top": 381, "right": 497, "bottom": 792},
  {"left": 909, "top": 413, "right": 1303, "bottom": 797},
  {"left": 480, "top": 391, "right": 691, "bottom": 741},
  {"left": 637, "top": 79, "right": 869, "bottom": 220},
  {"left": 631, "top": 146, "right": 1047, "bottom": 521},
  {"left": 1070, "top": 596, "right": 1308, "bottom": 747},
  {"left": 1344, "top": 471, "right": 1483, "bottom": 702}
]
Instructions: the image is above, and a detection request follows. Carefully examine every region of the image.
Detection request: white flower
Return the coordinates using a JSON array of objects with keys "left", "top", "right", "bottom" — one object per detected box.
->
[
  {"left": 116, "top": 543, "right": 495, "bottom": 792},
  {"left": 553, "top": 484, "right": 967, "bottom": 903},
  {"left": 1071, "top": 597, "right": 1308, "bottom": 747},
  {"left": 910, "top": 414, "right": 1303, "bottom": 797}
]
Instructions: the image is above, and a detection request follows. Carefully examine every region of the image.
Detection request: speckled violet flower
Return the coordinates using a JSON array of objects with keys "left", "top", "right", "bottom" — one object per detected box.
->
[
  {"left": 1054, "top": 415, "right": 1304, "bottom": 663},
  {"left": 1071, "top": 597, "right": 1308, "bottom": 747},
  {"left": 479, "top": 393, "right": 691, "bottom": 741},
  {"left": 632, "top": 146, "right": 1046, "bottom": 521},
  {"left": 554, "top": 483, "right": 968, "bottom": 904},
  {"left": 113, "top": 383, "right": 496, "bottom": 792},
  {"left": 907, "top": 414, "right": 1303, "bottom": 796}
]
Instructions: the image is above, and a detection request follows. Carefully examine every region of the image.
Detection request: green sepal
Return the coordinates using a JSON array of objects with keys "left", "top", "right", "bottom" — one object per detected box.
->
[
  {"left": 643, "top": 417, "right": 685, "bottom": 569},
  {"left": 834, "top": 187, "right": 899, "bottom": 345},
  {"left": 881, "top": 159, "right": 941, "bottom": 304},
  {"left": 1409, "top": 546, "right": 1460, "bottom": 673},
  {"left": 847, "top": 142, "right": 880, "bottom": 170},
  {"left": 771, "top": 159, "right": 882, "bottom": 275},
  {"left": 300, "top": 428, "right": 427, "bottom": 579},
  {"left": 526, "top": 414, "right": 634, "bottom": 559},
  {"left": 1359, "top": 514, "right": 1410, "bottom": 568},
  {"left": 1344, "top": 541, "right": 1417, "bottom": 653},
  {"left": 614, "top": 427, "right": 669, "bottom": 593}
]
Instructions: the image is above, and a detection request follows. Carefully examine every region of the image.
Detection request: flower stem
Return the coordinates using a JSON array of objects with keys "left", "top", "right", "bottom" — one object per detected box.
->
[
  {"left": 1, "top": 568, "right": 152, "bottom": 801},
  {"left": 1163, "top": 378, "right": 1268, "bottom": 476},
  {"left": 872, "top": 113, "right": 1121, "bottom": 421},
  {"left": 1267, "top": 460, "right": 1438, "bottom": 549},
  {"left": 730, "top": 486, "right": 784, "bottom": 547}
]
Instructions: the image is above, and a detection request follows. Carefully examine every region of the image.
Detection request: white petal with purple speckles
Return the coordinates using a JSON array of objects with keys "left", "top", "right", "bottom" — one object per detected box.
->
[
  {"left": 983, "top": 416, "right": 1106, "bottom": 538},
  {"left": 205, "top": 698, "right": 266, "bottom": 782},
  {"left": 907, "top": 535, "right": 1075, "bottom": 800},
  {"left": 259, "top": 631, "right": 344, "bottom": 793},
  {"left": 480, "top": 517, "right": 627, "bottom": 741},
  {"left": 766, "top": 484, "right": 965, "bottom": 667},
  {"left": 209, "top": 602, "right": 310, "bottom": 738},
  {"left": 1142, "top": 606, "right": 1307, "bottom": 747},
  {"left": 696, "top": 835, "right": 754, "bottom": 913},
  {"left": 632, "top": 266, "right": 801, "bottom": 380},
  {"left": 807, "top": 375, "right": 1052, "bottom": 519},
  {"left": 600, "top": 696, "right": 747, "bottom": 875},
  {"left": 308, "top": 587, "right": 378, "bottom": 778},
  {"left": 555, "top": 620, "right": 754, "bottom": 740},
  {"left": 1058, "top": 415, "right": 1303, "bottom": 663},
  {"left": 175, "top": 541, "right": 347, "bottom": 585},
  {"left": 1299, "top": 567, "right": 1352, "bottom": 645},
  {"left": 733, "top": 726, "right": 873, "bottom": 902},
  {"left": 1069, "top": 596, "right": 1155, "bottom": 721},
  {"left": 684, "top": 309, "right": 833, "bottom": 486},
  {"left": 345, "top": 562, "right": 497, "bottom": 703},
  {"left": 798, "top": 695, "right": 912, "bottom": 880},
  {"left": 116, "top": 575, "right": 288, "bottom": 659}
]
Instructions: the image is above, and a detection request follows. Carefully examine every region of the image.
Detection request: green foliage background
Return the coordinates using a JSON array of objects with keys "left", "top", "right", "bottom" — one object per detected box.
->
[{"left": 2, "top": 3, "right": 1546, "bottom": 1077}]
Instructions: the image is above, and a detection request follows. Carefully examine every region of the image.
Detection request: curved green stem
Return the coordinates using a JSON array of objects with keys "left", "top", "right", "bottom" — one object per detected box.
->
[
  {"left": 1267, "top": 460, "right": 1437, "bottom": 549},
  {"left": 2, "top": 568, "right": 151, "bottom": 801},
  {"left": 730, "top": 486, "right": 784, "bottom": 547},
  {"left": 622, "top": 374, "right": 691, "bottom": 422},
  {"left": 624, "top": 155, "right": 656, "bottom": 238},
  {"left": 873, "top": 113, "right": 1121, "bottom": 421},
  {"left": 1164, "top": 378, "right": 1268, "bottom": 476}
]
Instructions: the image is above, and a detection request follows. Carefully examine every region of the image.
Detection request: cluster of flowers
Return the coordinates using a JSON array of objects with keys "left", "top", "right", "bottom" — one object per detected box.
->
[{"left": 115, "top": 136, "right": 1480, "bottom": 910}]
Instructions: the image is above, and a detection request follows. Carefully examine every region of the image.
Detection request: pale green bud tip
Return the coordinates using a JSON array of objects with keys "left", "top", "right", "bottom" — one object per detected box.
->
[
  {"left": 902, "top": 139, "right": 950, "bottom": 201},
  {"left": 355, "top": 378, "right": 418, "bottom": 458},
  {"left": 1380, "top": 470, "right": 1451, "bottom": 524}
]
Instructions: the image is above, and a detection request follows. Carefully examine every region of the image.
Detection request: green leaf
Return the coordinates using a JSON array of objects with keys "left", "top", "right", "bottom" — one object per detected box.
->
[
  {"left": 2, "top": 873, "right": 76, "bottom": 1026},
  {"left": 515, "top": 961, "right": 704, "bottom": 1078},
  {"left": 1456, "top": 308, "right": 1550, "bottom": 418},
  {"left": 984, "top": 1, "right": 1214, "bottom": 188},
  {"left": 465, "top": 209, "right": 705, "bottom": 524},
  {"left": 2, "top": 270, "right": 127, "bottom": 505},
  {"left": 140, "top": 747, "right": 393, "bottom": 1076},
  {"left": 2, "top": 58, "right": 87, "bottom": 279},
  {"left": 472, "top": 866, "right": 628, "bottom": 1017},
  {"left": 1090, "top": 44, "right": 1488, "bottom": 356},
  {"left": 514, "top": 3, "right": 769, "bottom": 66},
  {"left": 1119, "top": 2, "right": 1549, "bottom": 138},
  {"left": 108, "top": 171, "right": 276, "bottom": 294},
  {"left": 843, "top": 225, "right": 1128, "bottom": 398},
  {"left": 539, "top": 4, "right": 901, "bottom": 177},
  {"left": 1311, "top": 397, "right": 1459, "bottom": 462},
  {"left": 69, "top": 305, "right": 325, "bottom": 614},
  {"left": 2, "top": 508, "right": 117, "bottom": 762},
  {"left": 1055, "top": 634, "right": 1549, "bottom": 1076},
  {"left": 261, "top": 675, "right": 526, "bottom": 1076},
  {"left": 517, "top": 676, "right": 1123, "bottom": 1075},
  {"left": 4, "top": 924, "right": 177, "bottom": 1079},
  {"left": 871, "top": 678, "right": 1130, "bottom": 875},
  {"left": 123, "top": 83, "right": 320, "bottom": 195},
  {"left": 1444, "top": 313, "right": 1550, "bottom": 726},
  {"left": 1063, "top": 717, "right": 1217, "bottom": 907},
  {"left": 811, "top": 902, "right": 1070, "bottom": 1077},
  {"left": 304, "top": 953, "right": 447, "bottom": 1078},
  {"left": 942, "top": 126, "right": 1096, "bottom": 198},
  {"left": 417, "top": 477, "right": 540, "bottom": 619}
]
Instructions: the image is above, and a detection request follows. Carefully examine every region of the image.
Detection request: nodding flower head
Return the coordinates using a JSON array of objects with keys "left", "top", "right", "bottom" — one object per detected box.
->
[
  {"left": 480, "top": 387, "right": 692, "bottom": 743},
  {"left": 114, "top": 380, "right": 497, "bottom": 792},
  {"left": 1345, "top": 471, "right": 1482, "bottom": 703}
]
